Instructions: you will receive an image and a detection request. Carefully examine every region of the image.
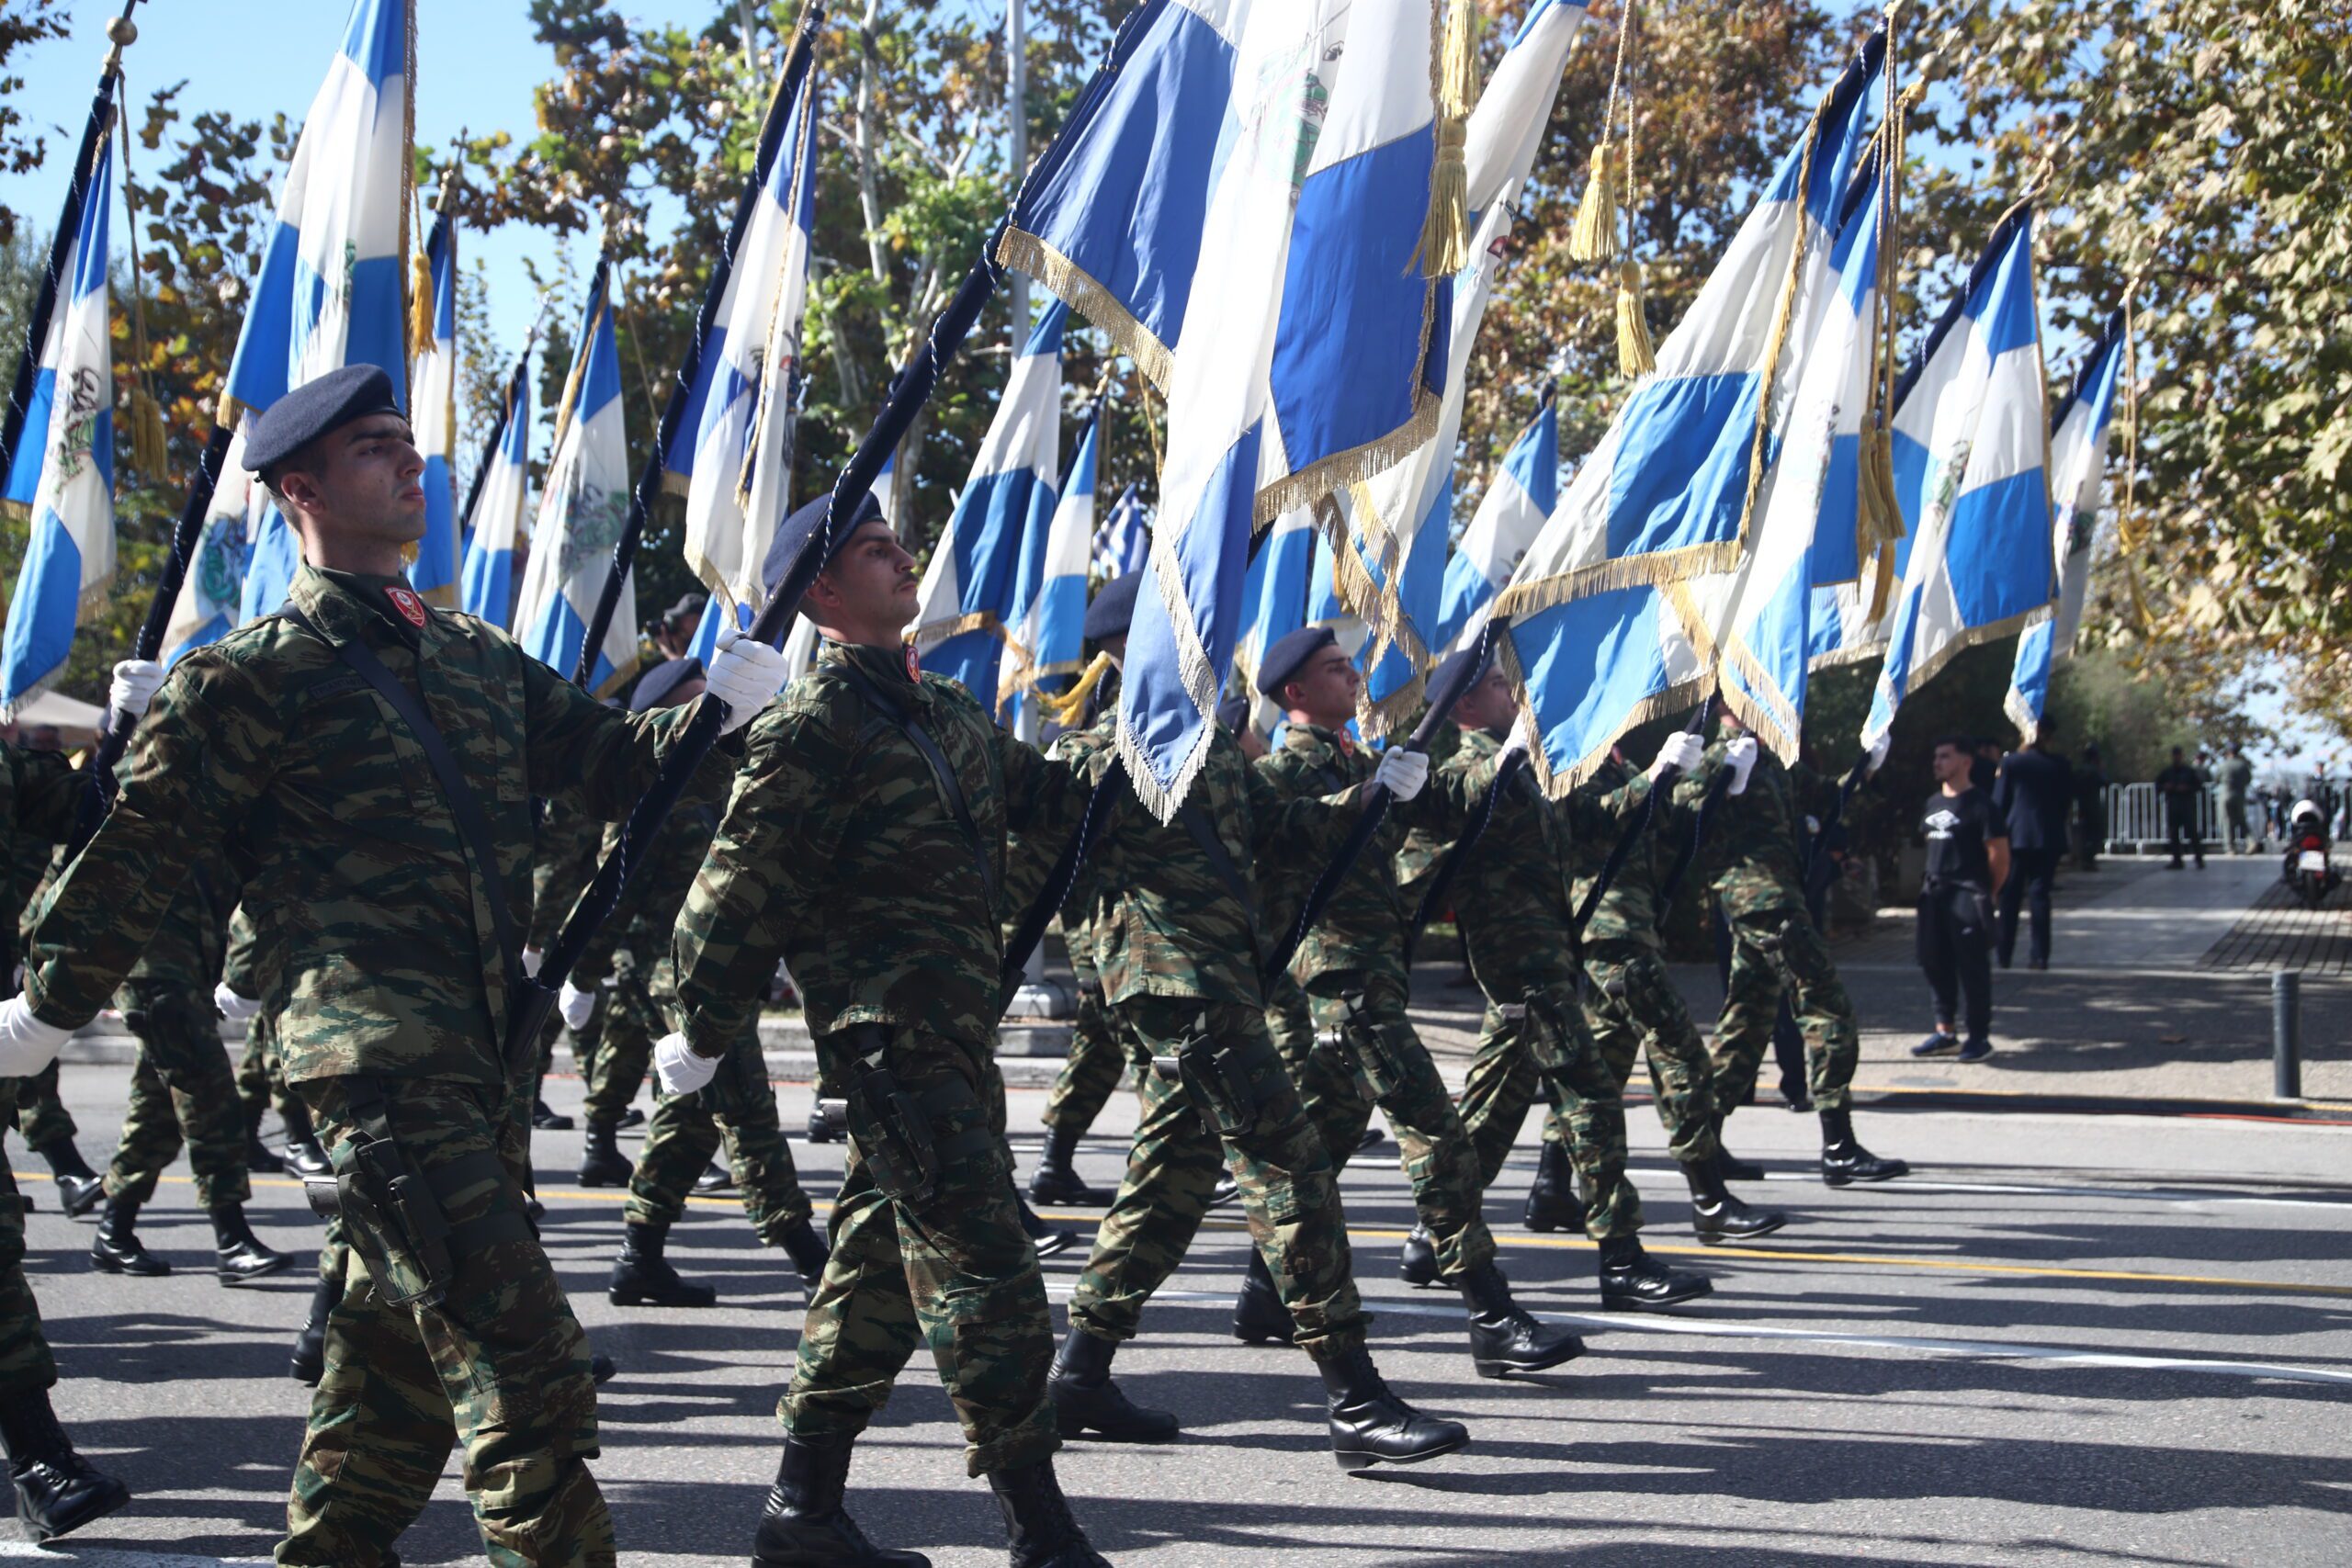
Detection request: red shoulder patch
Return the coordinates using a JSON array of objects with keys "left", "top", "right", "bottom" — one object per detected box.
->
[
  {"left": 384, "top": 585, "right": 428, "bottom": 629},
  {"left": 903, "top": 642, "right": 922, "bottom": 682}
]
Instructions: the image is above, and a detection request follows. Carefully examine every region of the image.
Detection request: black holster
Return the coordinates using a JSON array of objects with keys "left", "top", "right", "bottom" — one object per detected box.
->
[
  {"left": 312, "top": 1084, "right": 458, "bottom": 1309},
  {"left": 838, "top": 1024, "right": 991, "bottom": 1204},
  {"left": 1326, "top": 989, "right": 1405, "bottom": 1098},
  {"left": 1155, "top": 1012, "right": 1258, "bottom": 1136}
]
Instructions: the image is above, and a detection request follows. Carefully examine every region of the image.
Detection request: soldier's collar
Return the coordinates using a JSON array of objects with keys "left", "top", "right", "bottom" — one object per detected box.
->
[
  {"left": 291, "top": 565, "right": 434, "bottom": 651},
  {"left": 826, "top": 637, "right": 924, "bottom": 695}
]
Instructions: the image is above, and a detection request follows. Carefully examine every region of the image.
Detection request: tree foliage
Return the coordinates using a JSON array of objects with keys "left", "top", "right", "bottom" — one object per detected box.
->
[{"left": 0, "top": 0, "right": 70, "bottom": 249}]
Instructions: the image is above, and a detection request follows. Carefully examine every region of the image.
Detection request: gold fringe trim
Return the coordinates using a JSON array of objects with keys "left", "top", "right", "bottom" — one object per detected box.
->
[
  {"left": 1807, "top": 637, "right": 1886, "bottom": 673},
  {"left": 1719, "top": 637, "right": 1803, "bottom": 767},
  {"left": 1891, "top": 603, "right": 2043, "bottom": 719},
  {"left": 1499, "top": 621, "right": 1712, "bottom": 798},
  {"left": 910, "top": 608, "right": 1011, "bottom": 651},
  {"left": 1492, "top": 534, "right": 1747, "bottom": 623},
  {"left": 1256, "top": 378, "right": 1444, "bottom": 529},
  {"left": 996, "top": 229, "right": 1175, "bottom": 391}
]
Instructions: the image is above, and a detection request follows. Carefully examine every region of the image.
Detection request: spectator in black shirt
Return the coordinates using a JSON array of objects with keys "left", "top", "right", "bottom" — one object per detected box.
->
[
  {"left": 1993, "top": 719, "right": 2072, "bottom": 970},
  {"left": 2154, "top": 746, "right": 2208, "bottom": 869},
  {"left": 1914, "top": 737, "right": 2008, "bottom": 1062}
]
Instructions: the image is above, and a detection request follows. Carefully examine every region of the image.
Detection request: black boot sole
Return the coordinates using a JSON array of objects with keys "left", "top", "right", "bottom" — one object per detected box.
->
[
  {"left": 218, "top": 1254, "right": 294, "bottom": 1286},
  {"left": 1694, "top": 1211, "right": 1788, "bottom": 1246},
  {"left": 17, "top": 1473, "right": 130, "bottom": 1543},
  {"left": 290, "top": 1351, "right": 323, "bottom": 1385},
  {"left": 1471, "top": 1336, "right": 1587, "bottom": 1378},
  {"left": 1599, "top": 1277, "right": 1714, "bottom": 1312},
  {"left": 1520, "top": 1210, "right": 1586, "bottom": 1235},
  {"left": 1821, "top": 1161, "right": 1910, "bottom": 1187},
  {"left": 1027, "top": 1177, "right": 1110, "bottom": 1207},
  {"left": 90, "top": 1249, "right": 169, "bottom": 1278},
  {"left": 1332, "top": 1426, "right": 1470, "bottom": 1472},
  {"left": 577, "top": 1166, "right": 634, "bottom": 1188},
  {"left": 1052, "top": 1402, "right": 1181, "bottom": 1443}
]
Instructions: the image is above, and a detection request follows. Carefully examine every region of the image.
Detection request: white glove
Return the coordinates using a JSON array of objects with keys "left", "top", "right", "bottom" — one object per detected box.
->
[
  {"left": 558, "top": 981, "right": 596, "bottom": 1032},
  {"left": 0, "top": 997, "right": 72, "bottom": 1078},
  {"left": 1863, "top": 730, "right": 1891, "bottom": 777},
  {"left": 705, "top": 626, "right": 786, "bottom": 735},
  {"left": 1374, "top": 748, "right": 1430, "bottom": 801},
  {"left": 1724, "top": 737, "right": 1759, "bottom": 795},
  {"left": 213, "top": 982, "right": 263, "bottom": 1023},
  {"left": 1651, "top": 731, "right": 1703, "bottom": 777},
  {"left": 521, "top": 946, "right": 544, "bottom": 979},
  {"left": 654, "top": 1032, "right": 718, "bottom": 1096},
  {"left": 108, "top": 658, "right": 164, "bottom": 720}
]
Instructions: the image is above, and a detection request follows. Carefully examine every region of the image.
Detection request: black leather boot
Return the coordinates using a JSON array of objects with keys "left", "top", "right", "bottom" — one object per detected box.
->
[
  {"left": 1027, "top": 1126, "right": 1107, "bottom": 1207},
  {"left": 0, "top": 1389, "right": 128, "bottom": 1542},
  {"left": 1521, "top": 1141, "right": 1586, "bottom": 1234},
  {"left": 608, "top": 1220, "right": 716, "bottom": 1307},
  {"left": 90, "top": 1195, "right": 167, "bottom": 1276},
  {"left": 1683, "top": 1157, "right": 1787, "bottom": 1244},
  {"left": 1819, "top": 1106, "right": 1909, "bottom": 1185},
  {"left": 1231, "top": 1248, "right": 1296, "bottom": 1346},
  {"left": 694, "top": 1158, "right": 734, "bottom": 1192},
  {"left": 210, "top": 1201, "right": 290, "bottom": 1284},
  {"left": 1459, "top": 1260, "right": 1584, "bottom": 1378},
  {"left": 1050, "top": 1326, "right": 1177, "bottom": 1442},
  {"left": 34, "top": 1139, "right": 101, "bottom": 1220},
  {"left": 750, "top": 1435, "right": 931, "bottom": 1567},
  {"left": 575, "top": 1120, "right": 633, "bottom": 1187},
  {"left": 531, "top": 1094, "right": 573, "bottom": 1132},
  {"left": 806, "top": 1101, "right": 841, "bottom": 1144},
  {"left": 1017, "top": 1194, "right": 1079, "bottom": 1259},
  {"left": 1597, "top": 1233, "right": 1712, "bottom": 1311},
  {"left": 243, "top": 1105, "right": 285, "bottom": 1174},
  {"left": 777, "top": 1216, "right": 830, "bottom": 1292},
  {"left": 280, "top": 1098, "right": 333, "bottom": 1180},
  {"left": 1710, "top": 1116, "right": 1766, "bottom": 1184},
  {"left": 989, "top": 1458, "right": 1111, "bottom": 1567},
  {"left": 289, "top": 1272, "right": 338, "bottom": 1384},
  {"left": 1207, "top": 1174, "right": 1241, "bottom": 1209},
  {"left": 1396, "top": 1224, "right": 1439, "bottom": 1287},
  {"left": 1317, "top": 1340, "right": 1469, "bottom": 1472}
]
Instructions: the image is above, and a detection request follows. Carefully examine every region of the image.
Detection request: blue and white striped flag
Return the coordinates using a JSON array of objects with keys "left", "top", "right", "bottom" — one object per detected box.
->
[
  {"left": 1002, "top": 400, "right": 1102, "bottom": 734},
  {"left": 1861, "top": 204, "right": 2052, "bottom": 752},
  {"left": 1434, "top": 386, "right": 1556, "bottom": 659},
  {"left": 1498, "top": 34, "right": 1883, "bottom": 790},
  {"left": 227, "top": 0, "right": 414, "bottom": 624},
  {"left": 908, "top": 299, "right": 1067, "bottom": 716},
  {"left": 409, "top": 197, "right": 460, "bottom": 604},
  {"left": 161, "top": 432, "right": 268, "bottom": 669},
  {"left": 2005, "top": 306, "right": 2126, "bottom": 740},
  {"left": 458, "top": 355, "right": 531, "bottom": 626},
  {"left": 0, "top": 130, "right": 115, "bottom": 713},
  {"left": 1090, "top": 482, "right": 1148, "bottom": 581},
  {"left": 514, "top": 259, "right": 637, "bottom": 694}
]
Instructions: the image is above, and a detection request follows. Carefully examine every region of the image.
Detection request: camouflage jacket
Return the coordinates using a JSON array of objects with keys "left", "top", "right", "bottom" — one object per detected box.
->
[
  {"left": 671, "top": 638, "right": 1092, "bottom": 1058},
  {"left": 1570, "top": 754, "right": 1664, "bottom": 947},
  {"left": 1001, "top": 711, "right": 1120, "bottom": 983},
  {"left": 1675, "top": 737, "right": 1805, "bottom": 918},
  {"left": 0, "top": 743, "right": 80, "bottom": 969},
  {"left": 121, "top": 836, "right": 242, "bottom": 999},
  {"left": 567, "top": 772, "right": 726, "bottom": 987},
  {"left": 24, "top": 566, "right": 713, "bottom": 1085},
  {"left": 220, "top": 902, "right": 274, "bottom": 1003},
  {"left": 529, "top": 797, "right": 605, "bottom": 952}
]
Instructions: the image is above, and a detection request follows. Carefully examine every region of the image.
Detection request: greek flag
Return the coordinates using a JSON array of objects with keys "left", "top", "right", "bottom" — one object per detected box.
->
[
  {"left": 2005, "top": 306, "right": 2126, "bottom": 740},
  {"left": 1002, "top": 400, "right": 1102, "bottom": 733},
  {"left": 458, "top": 354, "right": 532, "bottom": 626},
  {"left": 1433, "top": 386, "right": 1555, "bottom": 659},
  {"left": 514, "top": 259, "right": 636, "bottom": 694},
  {"left": 409, "top": 200, "right": 460, "bottom": 604},
  {"left": 675, "top": 72, "right": 820, "bottom": 633},
  {"left": 1498, "top": 34, "right": 1882, "bottom": 790},
  {"left": 908, "top": 300, "right": 1067, "bottom": 716},
  {"left": 1090, "top": 482, "right": 1148, "bottom": 580},
  {"left": 162, "top": 432, "right": 270, "bottom": 669},
  {"left": 1009, "top": 0, "right": 1454, "bottom": 814},
  {"left": 0, "top": 131, "right": 115, "bottom": 713},
  {"left": 226, "top": 0, "right": 414, "bottom": 624},
  {"left": 1861, "top": 204, "right": 2052, "bottom": 753}
]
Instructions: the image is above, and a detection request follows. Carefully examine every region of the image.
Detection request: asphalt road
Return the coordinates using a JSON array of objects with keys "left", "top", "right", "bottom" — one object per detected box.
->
[{"left": 10, "top": 1065, "right": 2350, "bottom": 1567}]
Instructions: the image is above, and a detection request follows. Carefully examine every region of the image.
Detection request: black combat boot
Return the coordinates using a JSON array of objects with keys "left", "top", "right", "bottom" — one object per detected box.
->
[
  {"left": 1710, "top": 1115, "right": 1766, "bottom": 1184},
  {"left": 1050, "top": 1326, "right": 1178, "bottom": 1442},
  {"left": 1683, "top": 1157, "right": 1787, "bottom": 1244},
  {"left": 777, "top": 1216, "right": 830, "bottom": 1292},
  {"left": 289, "top": 1273, "right": 338, "bottom": 1384},
  {"left": 1017, "top": 1195, "right": 1079, "bottom": 1259},
  {"left": 1231, "top": 1248, "right": 1296, "bottom": 1346},
  {"left": 751, "top": 1435, "right": 931, "bottom": 1567},
  {"left": 1819, "top": 1106, "right": 1909, "bottom": 1185},
  {"left": 591, "top": 1354, "right": 616, "bottom": 1385},
  {"left": 531, "top": 1094, "right": 572, "bottom": 1132},
  {"left": 575, "top": 1120, "right": 632, "bottom": 1187},
  {"left": 616, "top": 1105, "right": 646, "bottom": 1132},
  {"left": 1520, "top": 1141, "right": 1586, "bottom": 1234},
  {"left": 806, "top": 1100, "right": 842, "bottom": 1144},
  {"left": 694, "top": 1158, "right": 735, "bottom": 1192},
  {"left": 1596, "top": 1233, "right": 1712, "bottom": 1311},
  {"left": 243, "top": 1104, "right": 285, "bottom": 1174},
  {"left": 210, "top": 1201, "right": 290, "bottom": 1285},
  {"left": 89, "top": 1194, "right": 167, "bottom": 1277},
  {"left": 0, "top": 1389, "right": 128, "bottom": 1543},
  {"left": 280, "top": 1099, "right": 333, "bottom": 1180},
  {"left": 1027, "top": 1126, "right": 1107, "bottom": 1207},
  {"left": 608, "top": 1220, "right": 717, "bottom": 1308},
  {"left": 1207, "top": 1174, "right": 1241, "bottom": 1209},
  {"left": 989, "top": 1458, "right": 1111, "bottom": 1567},
  {"left": 1396, "top": 1224, "right": 1439, "bottom": 1288},
  {"left": 1459, "top": 1260, "right": 1584, "bottom": 1378},
  {"left": 1317, "top": 1340, "right": 1470, "bottom": 1472},
  {"left": 33, "top": 1139, "right": 101, "bottom": 1220}
]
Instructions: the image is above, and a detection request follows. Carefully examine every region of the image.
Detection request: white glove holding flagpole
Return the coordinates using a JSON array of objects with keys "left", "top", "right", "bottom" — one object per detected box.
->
[
  {"left": 213, "top": 983, "right": 263, "bottom": 1023},
  {"left": 0, "top": 997, "right": 72, "bottom": 1078},
  {"left": 558, "top": 981, "right": 596, "bottom": 1032},
  {"left": 654, "top": 1032, "right": 719, "bottom": 1096},
  {"left": 1724, "top": 737, "right": 1760, "bottom": 795},
  {"left": 108, "top": 659, "right": 164, "bottom": 721},
  {"left": 705, "top": 626, "right": 786, "bottom": 735},
  {"left": 1373, "top": 748, "right": 1430, "bottom": 801},
  {"left": 1651, "top": 730, "right": 1703, "bottom": 778}
]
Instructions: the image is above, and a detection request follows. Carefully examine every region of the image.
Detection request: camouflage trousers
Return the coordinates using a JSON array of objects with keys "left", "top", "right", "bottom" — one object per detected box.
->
[
  {"left": 237, "top": 1009, "right": 302, "bottom": 1127},
  {"left": 105, "top": 987, "right": 250, "bottom": 1209},
  {"left": 1575, "top": 941, "right": 1722, "bottom": 1168},
  {"left": 1069, "top": 995, "right": 1364, "bottom": 1359},
  {"left": 0, "top": 1083, "right": 56, "bottom": 1402},
  {"left": 1714, "top": 908, "right": 1860, "bottom": 1114},
  {"left": 580, "top": 953, "right": 657, "bottom": 1128},
  {"left": 623, "top": 1025, "right": 810, "bottom": 1242},
  {"left": 784, "top": 1026, "right": 1055, "bottom": 1479},
  {"left": 1268, "top": 969, "right": 1497, "bottom": 1280},
  {"left": 280, "top": 1076, "right": 611, "bottom": 1568},
  {"left": 6, "top": 1059, "right": 74, "bottom": 1152},
  {"left": 1040, "top": 982, "right": 1124, "bottom": 1138}
]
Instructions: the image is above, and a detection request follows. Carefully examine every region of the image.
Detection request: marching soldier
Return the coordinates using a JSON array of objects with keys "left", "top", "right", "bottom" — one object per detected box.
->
[
  {"left": 6, "top": 366, "right": 783, "bottom": 1566},
  {"left": 666, "top": 492, "right": 1110, "bottom": 1568},
  {"left": 222, "top": 904, "right": 319, "bottom": 1176}
]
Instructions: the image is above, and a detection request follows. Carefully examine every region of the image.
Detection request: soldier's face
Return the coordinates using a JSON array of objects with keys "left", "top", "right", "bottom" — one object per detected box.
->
[
  {"left": 1451, "top": 666, "right": 1515, "bottom": 734},
  {"left": 1282, "top": 645, "right": 1361, "bottom": 725},
  {"left": 809, "top": 520, "right": 919, "bottom": 637},
  {"left": 279, "top": 415, "right": 428, "bottom": 549}
]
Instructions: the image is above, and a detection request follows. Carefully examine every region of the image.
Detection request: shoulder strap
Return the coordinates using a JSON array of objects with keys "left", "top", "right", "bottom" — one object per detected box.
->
[
  {"left": 1173, "top": 802, "right": 1261, "bottom": 965},
  {"left": 283, "top": 608, "right": 525, "bottom": 997},
  {"left": 834, "top": 660, "right": 998, "bottom": 905}
]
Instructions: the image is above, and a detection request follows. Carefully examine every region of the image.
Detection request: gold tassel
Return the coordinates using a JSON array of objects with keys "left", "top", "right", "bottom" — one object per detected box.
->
[
  {"left": 1569, "top": 141, "right": 1619, "bottom": 264},
  {"left": 128, "top": 385, "right": 167, "bottom": 479},
  {"left": 1858, "top": 423, "right": 1903, "bottom": 549},
  {"left": 1613, "top": 260, "right": 1655, "bottom": 378},
  {"left": 1036, "top": 651, "right": 1113, "bottom": 728},
  {"left": 408, "top": 245, "right": 436, "bottom": 358},
  {"left": 1409, "top": 0, "right": 1476, "bottom": 278}
]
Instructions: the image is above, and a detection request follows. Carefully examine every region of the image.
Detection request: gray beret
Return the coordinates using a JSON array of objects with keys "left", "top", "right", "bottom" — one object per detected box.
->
[{"left": 243, "top": 365, "right": 401, "bottom": 477}]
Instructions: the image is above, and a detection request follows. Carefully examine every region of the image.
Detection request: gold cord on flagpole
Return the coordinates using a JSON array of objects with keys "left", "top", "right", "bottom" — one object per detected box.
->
[{"left": 1608, "top": 4, "right": 1653, "bottom": 375}]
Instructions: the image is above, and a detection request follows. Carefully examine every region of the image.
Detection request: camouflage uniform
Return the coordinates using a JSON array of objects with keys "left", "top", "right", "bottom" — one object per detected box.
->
[
  {"left": 102, "top": 840, "right": 250, "bottom": 1208},
  {"left": 24, "top": 566, "right": 716, "bottom": 1566},
  {"left": 9, "top": 837, "right": 78, "bottom": 1156},
  {"left": 1063, "top": 725, "right": 1370, "bottom": 1356},
  {"left": 1678, "top": 740, "right": 1860, "bottom": 1113},
  {"left": 226, "top": 905, "right": 302, "bottom": 1132},
  {"left": 531, "top": 801, "right": 603, "bottom": 1089},
  {"left": 1254, "top": 725, "right": 1495, "bottom": 1280},
  {"left": 671, "top": 639, "right": 1092, "bottom": 1479}
]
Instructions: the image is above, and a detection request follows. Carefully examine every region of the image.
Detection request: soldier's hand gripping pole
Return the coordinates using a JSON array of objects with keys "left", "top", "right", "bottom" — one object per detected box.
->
[{"left": 1649, "top": 699, "right": 1732, "bottom": 931}]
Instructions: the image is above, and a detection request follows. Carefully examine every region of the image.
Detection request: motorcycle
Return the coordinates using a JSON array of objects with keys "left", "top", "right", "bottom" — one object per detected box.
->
[{"left": 2282, "top": 800, "right": 2341, "bottom": 908}]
